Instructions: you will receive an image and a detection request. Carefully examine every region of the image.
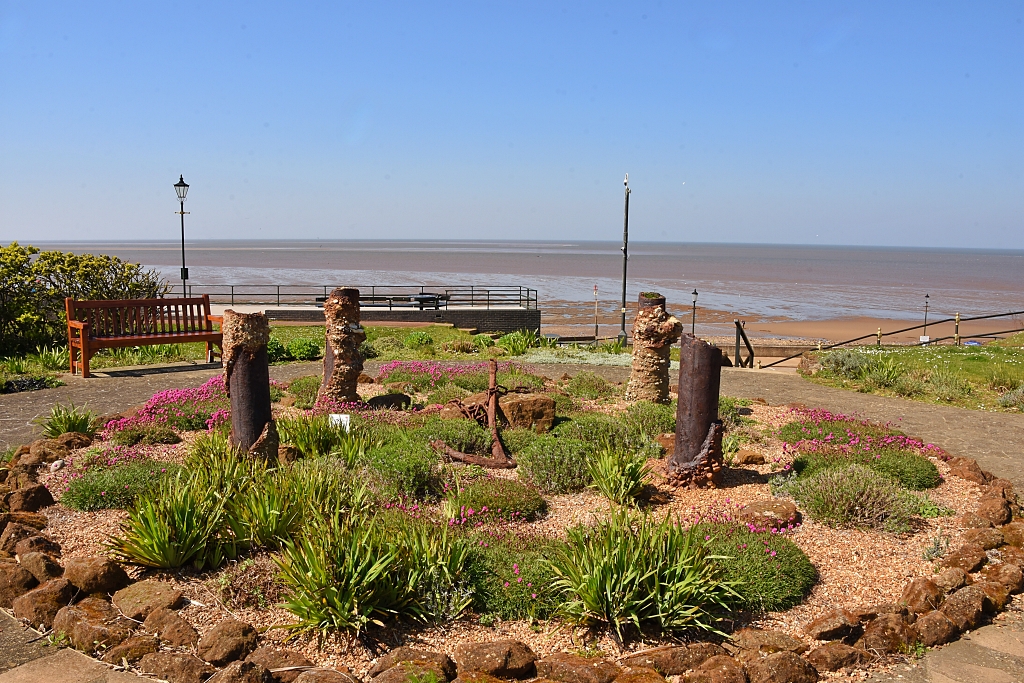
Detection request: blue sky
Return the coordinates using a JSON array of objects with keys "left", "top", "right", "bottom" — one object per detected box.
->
[{"left": 1, "top": 1, "right": 1021, "bottom": 247}]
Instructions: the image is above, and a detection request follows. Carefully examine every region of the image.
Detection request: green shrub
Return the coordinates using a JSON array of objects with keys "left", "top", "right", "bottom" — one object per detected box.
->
[
  {"left": 30, "top": 345, "right": 69, "bottom": 371},
  {"left": 232, "top": 475, "right": 302, "bottom": 550},
  {"left": 912, "top": 493, "right": 955, "bottom": 519},
  {"left": 496, "top": 330, "right": 538, "bottom": 356},
  {"left": 373, "top": 336, "right": 404, "bottom": 355},
  {"left": 467, "top": 534, "right": 559, "bottom": 620},
  {"left": 365, "top": 439, "right": 439, "bottom": 499},
  {"left": 547, "top": 510, "right": 737, "bottom": 638},
  {"left": 416, "top": 418, "right": 491, "bottom": 455},
  {"left": 267, "top": 337, "right": 290, "bottom": 362},
  {"left": 359, "top": 340, "right": 379, "bottom": 359},
  {"left": 425, "top": 384, "right": 470, "bottom": 405},
  {"left": 108, "top": 474, "right": 228, "bottom": 570},
  {"left": 516, "top": 434, "right": 593, "bottom": 493},
  {"left": 894, "top": 374, "right": 927, "bottom": 397},
  {"left": 718, "top": 396, "right": 751, "bottom": 429},
  {"left": 697, "top": 523, "right": 816, "bottom": 612},
  {"left": 549, "top": 392, "right": 579, "bottom": 415},
  {"left": 587, "top": 446, "right": 651, "bottom": 506},
  {"left": 269, "top": 382, "right": 285, "bottom": 403},
  {"left": 287, "top": 375, "right": 321, "bottom": 409},
  {"left": 473, "top": 334, "right": 495, "bottom": 349},
  {"left": 108, "top": 424, "right": 181, "bottom": 446},
  {"left": 39, "top": 402, "right": 97, "bottom": 438},
  {"left": 864, "top": 357, "right": 904, "bottom": 388},
  {"left": 818, "top": 348, "right": 872, "bottom": 378},
  {"left": 288, "top": 338, "right": 322, "bottom": 361},
  {"left": 564, "top": 371, "right": 617, "bottom": 400},
  {"left": 623, "top": 401, "right": 675, "bottom": 441},
  {"left": 61, "top": 460, "right": 179, "bottom": 511},
  {"left": 782, "top": 465, "right": 917, "bottom": 532},
  {"left": 792, "top": 449, "right": 940, "bottom": 490},
  {"left": 278, "top": 415, "right": 352, "bottom": 458},
  {"left": 281, "top": 457, "right": 373, "bottom": 522},
  {"left": 552, "top": 413, "right": 625, "bottom": 448},
  {"left": 501, "top": 428, "right": 538, "bottom": 455},
  {"left": 448, "top": 477, "right": 547, "bottom": 521},
  {"left": 404, "top": 331, "right": 435, "bottom": 349},
  {"left": 999, "top": 386, "right": 1024, "bottom": 409},
  {"left": 929, "top": 369, "right": 972, "bottom": 401}
]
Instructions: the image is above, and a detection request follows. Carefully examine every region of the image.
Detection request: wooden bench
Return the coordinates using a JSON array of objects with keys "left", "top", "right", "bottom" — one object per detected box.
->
[{"left": 66, "top": 295, "right": 223, "bottom": 378}]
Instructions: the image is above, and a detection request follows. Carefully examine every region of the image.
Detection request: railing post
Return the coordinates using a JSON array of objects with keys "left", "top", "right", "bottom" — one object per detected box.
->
[
  {"left": 954, "top": 312, "right": 960, "bottom": 346},
  {"left": 277, "top": 286, "right": 280, "bottom": 306},
  {"left": 734, "top": 320, "right": 742, "bottom": 368},
  {"left": 231, "top": 286, "right": 235, "bottom": 306},
  {"left": 877, "top": 327, "right": 882, "bottom": 346}
]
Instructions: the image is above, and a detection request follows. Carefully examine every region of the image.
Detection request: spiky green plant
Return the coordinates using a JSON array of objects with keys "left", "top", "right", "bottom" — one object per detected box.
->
[
  {"left": 39, "top": 402, "right": 98, "bottom": 438},
  {"left": 587, "top": 446, "right": 651, "bottom": 506}
]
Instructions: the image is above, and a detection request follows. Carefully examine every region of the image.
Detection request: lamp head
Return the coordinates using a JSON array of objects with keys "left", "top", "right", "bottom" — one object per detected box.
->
[
  {"left": 174, "top": 175, "right": 189, "bottom": 201},
  {"left": 623, "top": 173, "right": 628, "bottom": 187},
  {"left": 692, "top": 289, "right": 698, "bottom": 303}
]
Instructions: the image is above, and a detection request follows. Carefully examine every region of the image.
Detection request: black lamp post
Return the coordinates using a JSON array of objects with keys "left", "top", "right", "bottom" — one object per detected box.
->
[
  {"left": 691, "top": 289, "right": 698, "bottom": 335},
  {"left": 923, "top": 293, "right": 930, "bottom": 338},
  {"left": 618, "top": 173, "right": 631, "bottom": 342},
  {"left": 174, "top": 175, "right": 190, "bottom": 297}
]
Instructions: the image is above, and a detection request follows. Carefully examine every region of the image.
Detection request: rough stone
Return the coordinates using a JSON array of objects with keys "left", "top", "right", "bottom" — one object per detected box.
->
[
  {"left": 0, "top": 522, "right": 40, "bottom": 554},
  {"left": 947, "top": 457, "right": 989, "bottom": 485},
  {"left": 294, "top": 671, "right": 359, "bottom": 683},
  {"left": 940, "top": 585, "right": 988, "bottom": 631},
  {"left": 112, "top": 578, "right": 185, "bottom": 620},
  {"left": 683, "top": 655, "right": 746, "bottom": 683},
  {"left": 982, "top": 478, "right": 1015, "bottom": 501},
  {"left": 974, "top": 580, "right": 1010, "bottom": 611},
  {"left": 731, "top": 627, "right": 808, "bottom": 661},
  {"left": 63, "top": 555, "right": 130, "bottom": 595},
  {"left": 145, "top": 607, "right": 200, "bottom": 647},
  {"left": 805, "top": 642, "right": 868, "bottom": 672},
  {"left": 901, "top": 578, "right": 944, "bottom": 614},
  {"left": 745, "top": 651, "right": 818, "bottom": 683},
  {"left": 8, "top": 511, "right": 48, "bottom": 530},
  {"left": 28, "top": 439, "right": 69, "bottom": 463},
  {"left": 855, "top": 614, "right": 914, "bottom": 655},
  {"left": 732, "top": 449, "right": 765, "bottom": 465},
  {"left": 999, "top": 545, "right": 1024, "bottom": 566},
  {"left": 5, "top": 484, "right": 55, "bottom": 513},
  {"left": 374, "top": 661, "right": 449, "bottom": 683},
  {"left": 500, "top": 394, "right": 557, "bottom": 433},
  {"left": 368, "top": 646, "right": 456, "bottom": 679},
  {"left": 139, "top": 652, "right": 217, "bottom": 683},
  {"left": 246, "top": 645, "right": 314, "bottom": 683},
  {"left": 0, "top": 560, "right": 38, "bottom": 607},
  {"left": 53, "top": 596, "right": 133, "bottom": 651},
  {"left": 19, "top": 551, "right": 63, "bottom": 582},
  {"left": 805, "top": 608, "right": 862, "bottom": 641},
  {"left": 962, "top": 527, "right": 1004, "bottom": 550},
  {"left": 620, "top": 643, "right": 727, "bottom": 675},
  {"left": 957, "top": 512, "right": 993, "bottom": 529},
  {"left": 55, "top": 432, "right": 93, "bottom": 450},
  {"left": 534, "top": 653, "right": 622, "bottom": 683},
  {"left": 14, "top": 534, "right": 61, "bottom": 557},
  {"left": 940, "top": 542, "right": 987, "bottom": 573},
  {"left": 932, "top": 567, "right": 968, "bottom": 594},
  {"left": 976, "top": 497, "right": 1012, "bottom": 526},
  {"left": 454, "top": 639, "right": 537, "bottom": 678},
  {"left": 980, "top": 562, "right": 1024, "bottom": 592},
  {"left": 913, "top": 610, "right": 958, "bottom": 647},
  {"left": 614, "top": 667, "right": 668, "bottom": 683},
  {"left": 197, "top": 618, "right": 260, "bottom": 666},
  {"left": 12, "top": 577, "right": 74, "bottom": 628},
  {"left": 655, "top": 434, "right": 675, "bottom": 457},
  {"left": 625, "top": 297, "right": 682, "bottom": 403},
  {"left": 278, "top": 444, "right": 302, "bottom": 465},
  {"left": 357, "top": 372, "right": 375, "bottom": 384},
  {"left": 734, "top": 500, "right": 801, "bottom": 531},
  {"left": 101, "top": 634, "right": 160, "bottom": 664},
  {"left": 213, "top": 660, "right": 275, "bottom": 683},
  {"left": 1001, "top": 522, "right": 1024, "bottom": 547}
]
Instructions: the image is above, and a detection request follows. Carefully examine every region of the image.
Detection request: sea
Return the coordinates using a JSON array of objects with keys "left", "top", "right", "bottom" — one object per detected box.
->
[{"left": 30, "top": 240, "right": 1024, "bottom": 323}]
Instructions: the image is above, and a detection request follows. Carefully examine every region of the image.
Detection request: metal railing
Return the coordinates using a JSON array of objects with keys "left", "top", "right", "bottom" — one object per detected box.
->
[
  {"left": 163, "top": 284, "right": 538, "bottom": 310},
  {"left": 733, "top": 320, "right": 755, "bottom": 368},
  {"left": 760, "top": 309, "right": 1024, "bottom": 369}
]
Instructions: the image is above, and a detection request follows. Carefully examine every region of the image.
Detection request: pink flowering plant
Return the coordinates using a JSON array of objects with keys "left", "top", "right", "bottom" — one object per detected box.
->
[
  {"left": 102, "top": 376, "right": 230, "bottom": 434},
  {"left": 48, "top": 444, "right": 178, "bottom": 511}
]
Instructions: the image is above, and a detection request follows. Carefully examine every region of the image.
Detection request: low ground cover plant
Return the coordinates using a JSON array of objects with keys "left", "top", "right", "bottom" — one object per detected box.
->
[
  {"left": 286, "top": 375, "right": 321, "bottom": 409},
  {"left": 563, "top": 371, "right": 618, "bottom": 400},
  {"left": 103, "top": 376, "right": 230, "bottom": 432},
  {"left": 775, "top": 464, "right": 917, "bottom": 532},
  {"left": 61, "top": 459, "right": 179, "bottom": 511},
  {"left": 107, "top": 424, "right": 181, "bottom": 446},
  {"left": 516, "top": 434, "right": 594, "bottom": 493},
  {"left": 444, "top": 477, "right": 547, "bottom": 522}
]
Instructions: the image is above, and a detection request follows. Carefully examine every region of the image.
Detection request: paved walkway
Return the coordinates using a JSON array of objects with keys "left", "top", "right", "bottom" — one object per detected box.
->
[{"left": 2, "top": 362, "right": 1024, "bottom": 682}]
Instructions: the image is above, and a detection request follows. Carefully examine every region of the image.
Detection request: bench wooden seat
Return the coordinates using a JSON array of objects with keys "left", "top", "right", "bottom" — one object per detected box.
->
[{"left": 66, "top": 295, "right": 223, "bottom": 378}]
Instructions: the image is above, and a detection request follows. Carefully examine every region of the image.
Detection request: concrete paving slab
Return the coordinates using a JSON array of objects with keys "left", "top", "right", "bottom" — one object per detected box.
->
[
  {"left": 0, "top": 648, "right": 143, "bottom": 683},
  {"left": 0, "top": 613, "right": 54, "bottom": 674}
]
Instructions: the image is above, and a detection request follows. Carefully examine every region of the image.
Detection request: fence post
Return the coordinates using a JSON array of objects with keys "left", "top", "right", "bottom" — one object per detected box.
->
[
  {"left": 954, "top": 313, "right": 960, "bottom": 346},
  {"left": 877, "top": 328, "right": 882, "bottom": 346},
  {"left": 734, "top": 320, "right": 741, "bottom": 368}
]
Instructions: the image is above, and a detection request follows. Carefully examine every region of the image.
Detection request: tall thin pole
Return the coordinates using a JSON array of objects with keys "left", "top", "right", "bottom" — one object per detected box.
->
[
  {"left": 619, "top": 174, "right": 630, "bottom": 341},
  {"left": 594, "top": 284, "right": 599, "bottom": 341},
  {"left": 923, "top": 294, "right": 930, "bottom": 337},
  {"left": 179, "top": 200, "right": 187, "bottom": 296}
]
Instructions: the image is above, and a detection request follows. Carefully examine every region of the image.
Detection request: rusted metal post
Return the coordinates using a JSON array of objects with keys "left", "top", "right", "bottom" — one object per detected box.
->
[
  {"left": 668, "top": 334, "right": 724, "bottom": 488},
  {"left": 222, "top": 310, "right": 278, "bottom": 459},
  {"left": 625, "top": 293, "right": 682, "bottom": 403},
  {"left": 487, "top": 358, "right": 512, "bottom": 463},
  {"left": 320, "top": 287, "right": 366, "bottom": 405}
]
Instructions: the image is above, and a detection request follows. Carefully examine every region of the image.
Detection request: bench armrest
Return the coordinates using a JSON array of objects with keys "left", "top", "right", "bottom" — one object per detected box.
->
[
  {"left": 67, "top": 320, "right": 89, "bottom": 330},
  {"left": 207, "top": 315, "right": 223, "bottom": 325}
]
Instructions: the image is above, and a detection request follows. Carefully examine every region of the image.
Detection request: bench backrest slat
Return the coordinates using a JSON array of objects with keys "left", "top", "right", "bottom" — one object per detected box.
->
[{"left": 66, "top": 295, "right": 214, "bottom": 339}]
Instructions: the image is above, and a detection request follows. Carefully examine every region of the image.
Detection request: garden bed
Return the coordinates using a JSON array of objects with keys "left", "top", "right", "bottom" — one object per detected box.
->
[{"left": 2, "top": 361, "right": 1021, "bottom": 683}]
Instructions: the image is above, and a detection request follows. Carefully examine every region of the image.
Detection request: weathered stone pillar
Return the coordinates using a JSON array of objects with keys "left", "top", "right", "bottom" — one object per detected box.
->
[
  {"left": 319, "top": 287, "right": 366, "bottom": 404},
  {"left": 222, "top": 310, "right": 278, "bottom": 459},
  {"left": 668, "top": 334, "right": 724, "bottom": 488},
  {"left": 625, "top": 293, "right": 683, "bottom": 403}
]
